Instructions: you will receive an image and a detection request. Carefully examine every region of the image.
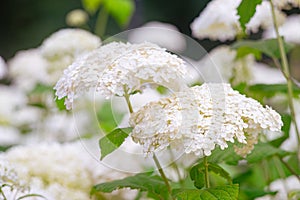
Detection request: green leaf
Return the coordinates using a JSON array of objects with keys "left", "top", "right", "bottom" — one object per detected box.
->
[
  {"left": 208, "top": 143, "right": 242, "bottom": 165},
  {"left": 29, "top": 83, "right": 53, "bottom": 94},
  {"left": 246, "top": 142, "right": 291, "bottom": 164},
  {"left": 82, "top": 0, "right": 103, "bottom": 14},
  {"left": 232, "top": 38, "right": 294, "bottom": 59},
  {"left": 190, "top": 162, "right": 232, "bottom": 189},
  {"left": 103, "top": 0, "right": 135, "bottom": 27},
  {"left": 208, "top": 163, "right": 232, "bottom": 184},
  {"left": 236, "top": 46, "right": 262, "bottom": 60},
  {"left": 99, "top": 127, "right": 132, "bottom": 160},
  {"left": 237, "top": 0, "right": 262, "bottom": 32},
  {"left": 55, "top": 97, "right": 67, "bottom": 111},
  {"left": 91, "top": 172, "right": 168, "bottom": 199},
  {"left": 175, "top": 184, "right": 239, "bottom": 200},
  {"left": 270, "top": 114, "right": 291, "bottom": 147},
  {"left": 190, "top": 163, "right": 205, "bottom": 189},
  {"left": 97, "top": 101, "right": 124, "bottom": 133}
]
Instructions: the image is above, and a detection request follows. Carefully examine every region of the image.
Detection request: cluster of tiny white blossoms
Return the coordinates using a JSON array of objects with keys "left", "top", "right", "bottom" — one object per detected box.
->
[
  {"left": 0, "top": 159, "right": 32, "bottom": 199},
  {"left": 40, "top": 28, "right": 101, "bottom": 83},
  {"left": 190, "top": 0, "right": 286, "bottom": 41},
  {"left": 130, "top": 83, "right": 283, "bottom": 157},
  {"left": 2, "top": 141, "right": 136, "bottom": 200},
  {"left": 55, "top": 41, "right": 188, "bottom": 109}
]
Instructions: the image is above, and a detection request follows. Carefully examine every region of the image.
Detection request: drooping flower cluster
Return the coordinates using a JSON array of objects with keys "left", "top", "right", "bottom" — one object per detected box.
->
[
  {"left": 55, "top": 41, "right": 188, "bottom": 109},
  {"left": 190, "top": 0, "right": 286, "bottom": 41},
  {"left": 130, "top": 83, "right": 283, "bottom": 157},
  {"left": 40, "top": 28, "right": 101, "bottom": 83}
]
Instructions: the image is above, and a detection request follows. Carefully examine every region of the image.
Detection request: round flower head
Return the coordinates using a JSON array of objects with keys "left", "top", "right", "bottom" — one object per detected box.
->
[
  {"left": 97, "top": 42, "right": 187, "bottom": 97},
  {"left": 55, "top": 41, "right": 188, "bottom": 109},
  {"left": 130, "top": 83, "right": 283, "bottom": 157},
  {"left": 40, "top": 28, "right": 101, "bottom": 83}
]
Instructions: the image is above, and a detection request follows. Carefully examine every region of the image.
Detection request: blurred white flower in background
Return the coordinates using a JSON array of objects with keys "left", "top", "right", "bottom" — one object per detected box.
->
[
  {"left": 197, "top": 46, "right": 254, "bottom": 85},
  {"left": 1, "top": 141, "right": 138, "bottom": 200},
  {"left": 264, "top": 15, "right": 300, "bottom": 44},
  {"left": 255, "top": 175, "right": 300, "bottom": 200},
  {"left": 0, "top": 56, "right": 7, "bottom": 79},
  {"left": 251, "top": 62, "right": 286, "bottom": 84},
  {"left": 55, "top": 41, "right": 188, "bottom": 109},
  {"left": 246, "top": 1, "right": 286, "bottom": 33},
  {"left": 8, "top": 48, "right": 49, "bottom": 92},
  {"left": 273, "top": 0, "right": 300, "bottom": 9},
  {"left": 128, "top": 21, "right": 186, "bottom": 53},
  {"left": 190, "top": 0, "right": 241, "bottom": 41},
  {"left": 40, "top": 28, "right": 101, "bottom": 83},
  {"left": 130, "top": 83, "right": 282, "bottom": 157},
  {"left": 190, "top": 0, "right": 285, "bottom": 41},
  {"left": 66, "top": 9, "right": 89, "bottom": 27}
]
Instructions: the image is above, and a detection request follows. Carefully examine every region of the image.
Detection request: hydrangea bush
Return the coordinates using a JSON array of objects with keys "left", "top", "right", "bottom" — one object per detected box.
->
[{"left": 1, "top": 0, "right": 300, "bottom": 200}]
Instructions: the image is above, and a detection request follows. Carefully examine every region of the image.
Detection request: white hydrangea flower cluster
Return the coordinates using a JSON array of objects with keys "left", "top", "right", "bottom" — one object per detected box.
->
[
  {"left": 264, "top": 15, "right": 300, "bottom": 44},
  {"left": 0, "top": 159, "right": 34, "bottom": 199},
  {"left": 198, "top": 45, "right": 254, "bottom": 85},
  {"left": 40, "top": 28, "right": 101, "bottom": 83},
  {"left": 190, "top": 0, "right": 286, "bottom": 41},
  {"left": 0, "top": 56, "right": 7, "bottom": 79},
  {"left": 130, "top": 83, "right": 283, "bottom": 157},
  {"left": 2, "top": 141, "right": 136, "bottom": 200},
  {"left": 8, "top": 48, "right": 49, "bottom": 91},
  {"left": 55, "top": 41, "right": 188, "bottom": 110},
  {"left": 97, "top": 42, "right": 187, "bottom": 97}
]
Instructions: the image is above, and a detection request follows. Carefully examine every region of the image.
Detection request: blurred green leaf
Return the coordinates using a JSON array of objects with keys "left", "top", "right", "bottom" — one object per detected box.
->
[
  {"left": 99, "top": 127, "right": 131, "bottom": 160},
  {"left": 97, "top": 102, "right": 124, "bottom": 133},
  {"left": 209, "top": 163, "right": 232, "bottom": 184},
  {"left": 208, "top": 144, "right": 242, "bottom": 165},
  {"left": 246, "top": 142, "right": 291, "bottom": 164},
  {"left": 82, "top": 0, "right": 103, "bottom": 14},
  {"left": 29, "top": 83, "right": 53, "bottom": 94},
  {"left": 103, "top": 0, "right": 135, "bottom": 27},
  {"left": 232, "top": 38, "right": 294, "bottom": 59},
  {"left": 175, "top": 184, "right": 239, "bottom": 200},
  {"left": 91, "top": 172, "right": 168, "bottom": 199},
  {"left": 55, "top": 97, "right": 67, "bottom": 111},
  {"left": 237, "top": 0, "right": 262, "bottom": 32},
  {"left": 235, "top": 46, "right": 262, "bottom": 60}
]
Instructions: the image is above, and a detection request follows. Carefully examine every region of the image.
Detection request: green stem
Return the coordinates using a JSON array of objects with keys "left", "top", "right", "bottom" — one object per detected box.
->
[
  {"left": 168, "top": 149, "right": 184, "bottom": 188},
  {"left": 278, "top": 156, "right": 300, "bottom": 183},
  {"left": 270, "top": 0, "right": 300, "bottom": 163},
  {"left": 94, "top": 7, "right": 108, "bottom": 37},
  {"left": 153, "top": 153, "right": 174, "bottom": 200},
  {"left": 124, "top": 91, "right": 133, "bottom": 114},
  {"left": 203, "top": 156, "right": 210, "bottom": 188}
]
